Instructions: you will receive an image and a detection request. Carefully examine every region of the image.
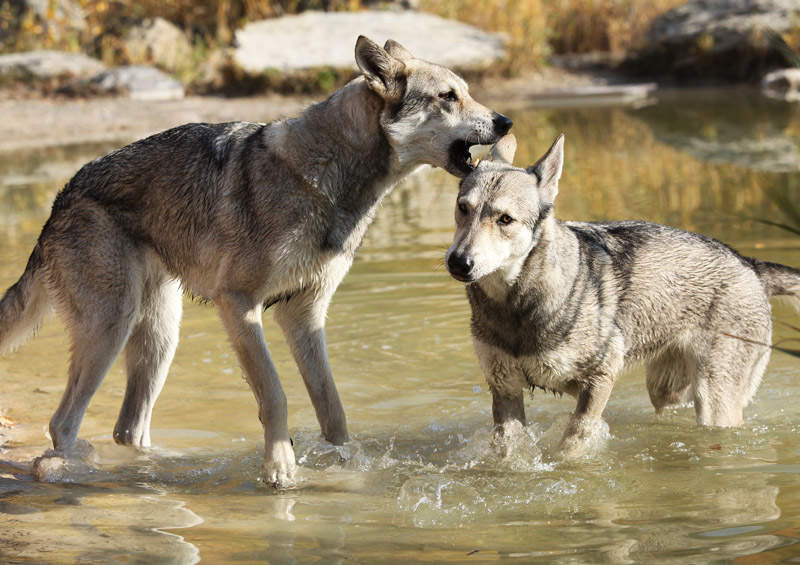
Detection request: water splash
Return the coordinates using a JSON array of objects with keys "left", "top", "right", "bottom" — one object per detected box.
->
[{"left": 396, "top": 475, "right": 487, "bottom": 528}]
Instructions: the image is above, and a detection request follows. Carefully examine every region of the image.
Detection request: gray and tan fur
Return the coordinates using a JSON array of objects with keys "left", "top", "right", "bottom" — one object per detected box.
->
[
  {"left": 446, "top": 133, "right": 800, "bottom": 455},
  {"left": 0, "top": 36, "right": 511, "bottom": 485}
]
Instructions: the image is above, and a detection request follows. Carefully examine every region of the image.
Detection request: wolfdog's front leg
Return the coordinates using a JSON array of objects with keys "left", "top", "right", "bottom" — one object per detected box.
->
[
  {"left": 216, "top": 292, "right": 295, "bottom": 487},
  {"left": 274, "top": 285, "right": 348, "bottom": 445},
  {"left": 474, "top": 342, "right": 527, "bottom": 454},
  {"left": 490, "top": 387, "right": 526, "bottom": 456},
  {"left": 560, "top": 376, "right": 615, "bottom": 457}
]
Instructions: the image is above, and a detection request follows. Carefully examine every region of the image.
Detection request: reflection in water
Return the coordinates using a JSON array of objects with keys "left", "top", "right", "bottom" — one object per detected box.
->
[
  {"left": 1, "top": 90, "right": 800, "bottom": 562},
  {"left": 630, "top": 89, "right": 800, "bottom": 172}
]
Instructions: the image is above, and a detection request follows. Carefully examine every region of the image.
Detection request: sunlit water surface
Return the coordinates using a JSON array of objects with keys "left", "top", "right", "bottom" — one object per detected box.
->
[{"left": 2, "top": 89, "right": 800, "bottom": 563}]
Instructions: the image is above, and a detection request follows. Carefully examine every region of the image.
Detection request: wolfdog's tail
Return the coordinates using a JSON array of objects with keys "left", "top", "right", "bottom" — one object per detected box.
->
[
  {"left": 0, "top": 244, "right": 50, "bottom": 354},
  {"left": 749, "top": 258, "right": 800, "bottom": 299}
]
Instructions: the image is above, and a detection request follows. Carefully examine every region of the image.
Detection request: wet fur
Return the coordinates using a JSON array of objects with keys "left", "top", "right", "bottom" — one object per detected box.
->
[
  {"left": 0, "top": 37, "right": 511, "bottom": 485},
  {"left": 447, "top": 134, "right": 800, "bottom": 455}
]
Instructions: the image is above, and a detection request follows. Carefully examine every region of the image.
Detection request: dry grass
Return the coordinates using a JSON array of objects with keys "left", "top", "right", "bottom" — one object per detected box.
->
[
  {"left": 4, "top": 0, "right": 686, "bottom": 74},
  {"left": 547, "top": 0, "right": 686, "bottom": 54},
  {"left": 0, "top": 1, "right": 365, "bottom": 59},
  {"left": 419, "top": 0, "right": 551, "bottom": 76},
  {"left": 3, "top": 0, "right": 796, "bottom": 91},
  {"left": 421, "top": 0, "right": 685, "bottom": 74}
]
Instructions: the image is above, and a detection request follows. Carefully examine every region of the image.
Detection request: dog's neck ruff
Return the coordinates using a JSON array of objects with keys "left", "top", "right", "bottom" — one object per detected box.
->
[{"left": 290, "top": 79, "right": 416, "bottom": 185}]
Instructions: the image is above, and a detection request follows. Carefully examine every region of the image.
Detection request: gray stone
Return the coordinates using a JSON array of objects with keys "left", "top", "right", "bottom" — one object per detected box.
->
[
  {"left": 628, "top": 0, "right": 800, "bottom": 82},
  {"left": 647, "top": 0, "right": 798, "bottom": 45},
  {"left": 0, "top": 50, "right": 105, "bottom": 80},
  {"left": 762, "top": 68, "right": 800, "bottom": 102},
  {"left": 90, "top": 66, "right": 185, "bottom": 101},
  {"left": 123, "top": 17, "right": 193, "bottom": 73},
  {"left": 234, "top": 10, "right": 505, "bottom": 74}
]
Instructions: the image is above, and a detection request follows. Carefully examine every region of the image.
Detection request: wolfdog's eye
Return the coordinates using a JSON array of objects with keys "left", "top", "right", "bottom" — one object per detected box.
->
[
  {"left": 498, "top": 214, "right": 514, "bottom": 225},
  {"left": 439, "top": 90, "right": 458, "bottom": 102},
  {"left": 457, "top": 202, "right": 469, "bottom": 214}
]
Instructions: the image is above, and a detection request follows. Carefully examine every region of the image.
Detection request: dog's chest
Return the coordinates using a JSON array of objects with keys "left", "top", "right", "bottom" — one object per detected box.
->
[{"left": 467, "top": 285, "right": 563, "bottom": 358}]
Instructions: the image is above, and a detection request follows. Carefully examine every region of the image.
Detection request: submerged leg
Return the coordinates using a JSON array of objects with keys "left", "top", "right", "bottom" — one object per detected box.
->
[{"left": 560, "top": 375, "right": 615, "bottom": 456}]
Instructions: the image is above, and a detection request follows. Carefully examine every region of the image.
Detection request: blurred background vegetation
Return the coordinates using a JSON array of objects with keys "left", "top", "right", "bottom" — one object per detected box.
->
[{"left": 0, "top": 0, "right": 687, "bottom": 77}]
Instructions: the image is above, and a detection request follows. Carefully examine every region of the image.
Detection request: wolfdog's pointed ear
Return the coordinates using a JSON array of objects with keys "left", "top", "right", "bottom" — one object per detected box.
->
[
  {"left": 355, "top": 35, "right": 405, "bottom": 100},
  {"left": 384, "top": 39, "right": 414, "bottom": 62},
  {"left": 485, "top": 134, "right": 517, "bottom": 164},
  {"left": 527, "top": 133, "right": 564, "bottom": 202}
]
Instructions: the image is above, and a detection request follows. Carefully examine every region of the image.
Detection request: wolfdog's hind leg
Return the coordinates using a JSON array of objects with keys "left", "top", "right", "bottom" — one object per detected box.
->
[
  {"left": 216, "top": 291, "right": 296, "bottom": 487},
  {"left": 273, "top": 285, "right": 349, "bottom": 445},
  {"left": 646, "top": 346, "right": 694, "bottom": 414},
  {"left": 42, "top": 211, "right": 143, "bottom": 456},
  {"left": 114, "top": 278, "right": 182, "bottom": 447},
  {"left": 693, "top": 336, "right": 769, "bottom": 428},
  {"left": 48, "top": 320, "right": 134, "bottom": 453}
]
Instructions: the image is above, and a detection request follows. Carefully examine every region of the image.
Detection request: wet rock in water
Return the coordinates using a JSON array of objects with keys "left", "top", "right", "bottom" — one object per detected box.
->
[
  {"left": 397, "top": 475, "right": 487, "bottom": 528},
  {"left": 234, "top": 10, "right": 505, "bottom": 74},
  {"left": 0, "top": 50, "right": 105, "bottom": 81},
  {"left": 90, "top": 65, "right": 185, "bottom": 101},
  {"left": 123, "top": 17, "right": 193, "bottom": 73},
  {"left": 762, "top": 68, "right": 800, "bottom": 101},
  {"left": 626, "top": 0, "right": 800, "bottom": 82}
]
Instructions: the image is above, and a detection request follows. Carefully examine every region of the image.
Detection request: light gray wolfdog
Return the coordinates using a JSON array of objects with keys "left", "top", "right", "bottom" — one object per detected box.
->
[
  {"left": 445, "top": 133, "right": 800, "bottom": 455},
  {"left": 0, "top": 36, "right": 512, "bottom": 485}
]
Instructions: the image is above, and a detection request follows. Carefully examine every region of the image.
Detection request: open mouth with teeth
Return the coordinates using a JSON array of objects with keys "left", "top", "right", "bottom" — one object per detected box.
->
[{"left": 448, "top": 139, "right": 477, "bottom": 177}]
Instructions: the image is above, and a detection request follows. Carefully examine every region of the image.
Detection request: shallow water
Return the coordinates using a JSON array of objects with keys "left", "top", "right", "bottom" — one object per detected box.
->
[{"left": 2, "top": 89, "right": 800, "bottom": 563}]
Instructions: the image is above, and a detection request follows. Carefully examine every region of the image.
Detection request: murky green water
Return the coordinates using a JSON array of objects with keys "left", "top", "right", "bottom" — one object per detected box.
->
[{"left": 2, "top": 89, "right": 800, "bottom": 563}]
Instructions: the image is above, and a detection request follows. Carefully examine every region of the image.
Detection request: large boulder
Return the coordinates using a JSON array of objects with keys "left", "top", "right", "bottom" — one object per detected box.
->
[
  {"left": 233, "top": 10, "right": 505, "bottom": 74},
  {"left": 122, "top": 17, "right": 193, "bottom": 73},
  {"left": 0, "top": 50, "right": 105, "bottom": 80},
  {"left": 626, "top": 0, "right": 800, "bottom": 82},
  {"left": 89, "top": 66, "right": 185, "bottom": 101}
]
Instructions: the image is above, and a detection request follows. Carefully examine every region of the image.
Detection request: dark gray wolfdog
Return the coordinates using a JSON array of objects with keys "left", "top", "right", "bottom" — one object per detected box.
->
[
  {"left": 446, "top": 133, "right": 800, "bottom": 456},
  {"left": 0, "top": 37, "right": 512, "bottom": 485}
]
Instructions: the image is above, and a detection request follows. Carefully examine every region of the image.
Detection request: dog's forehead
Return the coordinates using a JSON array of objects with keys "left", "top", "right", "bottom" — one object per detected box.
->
[
  {"left": 406, "top": 60, "right": 467, "bottom": 93},
  {"left": 458, "top": 165, "right": 538, "bottom": 216},
  {"left": 463, "top": 162, "right": 533, "bottom": 198}
]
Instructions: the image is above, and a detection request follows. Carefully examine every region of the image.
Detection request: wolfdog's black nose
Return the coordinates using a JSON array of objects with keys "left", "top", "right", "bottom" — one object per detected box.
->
[
  {"left": 447, "top": 253, "right": 474, "bottom": 279},
  {"left": 492, "top": 113, "right": 513, "bottom": 136}
]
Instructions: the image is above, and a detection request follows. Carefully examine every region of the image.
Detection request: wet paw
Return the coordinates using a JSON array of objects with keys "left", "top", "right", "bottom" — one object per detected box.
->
[
  {"left": 262, "top": 439, "right": 297, "bottom": 489},
  {"left": 557, "top": 435, "right": 588, "bottom": 460},
  {"left": 31, "top": 451, "right": 69, "bottom": 482},
  {"left": 491, "top": 421, "right": 525, "bottom": 458},
  {"left": 112, "top": 425, "right": 150, "bottom": 448},
  {"left": 31, "top": 440, "right": 97, "bottom": 482}
]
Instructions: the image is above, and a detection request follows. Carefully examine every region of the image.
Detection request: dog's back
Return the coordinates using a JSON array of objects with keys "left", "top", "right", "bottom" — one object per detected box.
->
[{"left": 560, "top": 220, "right": 776, "bottom": 362}]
